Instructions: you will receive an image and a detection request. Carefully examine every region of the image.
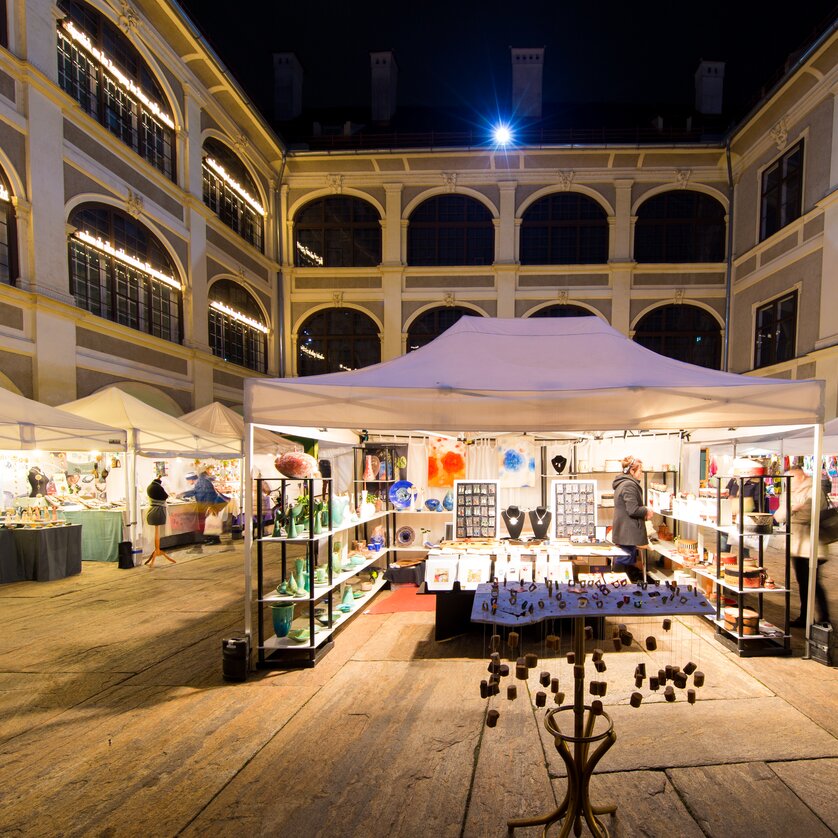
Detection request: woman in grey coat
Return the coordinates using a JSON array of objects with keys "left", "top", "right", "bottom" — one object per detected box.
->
[{"left": 611, "top": 456, "right": 653, "bottom": 582}]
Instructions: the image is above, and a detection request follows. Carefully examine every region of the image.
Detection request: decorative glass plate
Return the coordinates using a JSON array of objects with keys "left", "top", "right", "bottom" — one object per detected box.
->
[{"left": 388, "top": 480, "right": 414, "bottom": 509}]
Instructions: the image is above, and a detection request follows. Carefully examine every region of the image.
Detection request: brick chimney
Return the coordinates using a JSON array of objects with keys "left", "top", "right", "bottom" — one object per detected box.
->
[
  {"left": 273, "top": 52, "right": 303, "bottom": 121},
  {"left": 370, "top": 50, "right": 398, "bottom": 123},
  {"left": 695, "top": 59, "right": 725, "bottom": 115},
  {"left": 511, "top": 47, "right": 544, "bottom": 119}
]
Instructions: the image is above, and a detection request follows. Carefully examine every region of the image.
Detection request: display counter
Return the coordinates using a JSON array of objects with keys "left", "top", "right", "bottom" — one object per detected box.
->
[
  {"left": 0, "top": 524, "right": 82, "bottom": 581},
  {"left": 62, "top": 509, "right": 124, "bottom": 562}
]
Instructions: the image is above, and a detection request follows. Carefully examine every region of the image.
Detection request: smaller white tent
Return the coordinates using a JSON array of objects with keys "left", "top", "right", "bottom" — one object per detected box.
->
[
  {"left": 0, "top": 389, "right": 126, "bottom": 451},
  {"left": 180, "top": 402, "right": 299, "bottom": 455}
]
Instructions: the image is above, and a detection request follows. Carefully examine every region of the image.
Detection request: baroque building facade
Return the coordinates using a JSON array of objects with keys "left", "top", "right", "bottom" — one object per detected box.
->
[{"left": 0, "top": 1, "right": 837, "bottom": 424}]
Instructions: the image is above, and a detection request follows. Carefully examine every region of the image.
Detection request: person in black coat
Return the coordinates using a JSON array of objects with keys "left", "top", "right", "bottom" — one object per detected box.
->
[{"left": 611, "top": 456, "right": 653, "bottom": 582}]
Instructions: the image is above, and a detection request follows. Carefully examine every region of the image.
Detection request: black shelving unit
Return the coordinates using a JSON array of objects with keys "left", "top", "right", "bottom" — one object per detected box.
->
[{"left": 253, "top": 475, "right": 391, "bottom": 669}]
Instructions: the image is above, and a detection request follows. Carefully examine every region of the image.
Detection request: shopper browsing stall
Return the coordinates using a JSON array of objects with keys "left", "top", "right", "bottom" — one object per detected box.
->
[
  {"left": 611, "top": 456, "right": 654, "bottom": 583},
  {"left": 774, "top": 466, "right": 830, "bottom": 628},
  {"left": 179, "top": 468, "right": 230, "bottom": 544}
]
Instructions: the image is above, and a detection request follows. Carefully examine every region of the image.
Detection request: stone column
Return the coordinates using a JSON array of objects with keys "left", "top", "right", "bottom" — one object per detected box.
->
[{"left": 610, "top": 179, "right": 634, "bottom": 334}]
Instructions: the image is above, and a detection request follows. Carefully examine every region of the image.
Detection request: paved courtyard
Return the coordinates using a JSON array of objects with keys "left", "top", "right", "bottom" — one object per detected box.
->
[{"left": 0, "top": 540, "right": 837, "bottom": 837}]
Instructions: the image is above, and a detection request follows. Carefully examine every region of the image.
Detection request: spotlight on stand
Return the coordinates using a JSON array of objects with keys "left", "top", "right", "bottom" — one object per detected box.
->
[{"left": 493, "top": 123, "right": 513, "bottom": 147}]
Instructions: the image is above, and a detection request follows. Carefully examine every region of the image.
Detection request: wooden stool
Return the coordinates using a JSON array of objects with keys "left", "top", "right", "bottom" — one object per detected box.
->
[{"left": 144, "top": 525, "right": 175, "bottom": 567}]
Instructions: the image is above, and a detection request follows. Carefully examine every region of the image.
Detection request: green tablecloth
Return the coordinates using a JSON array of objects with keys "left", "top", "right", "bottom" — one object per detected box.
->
[{"left": 62, "top": 510, "right": 124, "bottom": 562}]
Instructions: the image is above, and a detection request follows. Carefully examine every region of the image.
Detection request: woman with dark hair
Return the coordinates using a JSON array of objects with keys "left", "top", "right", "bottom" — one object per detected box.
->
[{"left": 611, "top": 456, "right": 654, "bottom": 583}]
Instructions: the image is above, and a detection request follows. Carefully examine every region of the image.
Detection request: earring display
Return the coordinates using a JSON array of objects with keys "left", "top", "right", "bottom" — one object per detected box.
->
[
  {"left": 454, "top": 480, "right": 499, "bottom": 539},
  {"left": 552, "top": 479, "right": 597, "bottom": 540}
]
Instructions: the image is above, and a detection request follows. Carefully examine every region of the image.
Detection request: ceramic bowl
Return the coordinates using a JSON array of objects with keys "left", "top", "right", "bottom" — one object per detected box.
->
[
  {"left": 288, "top": 629, "right": 311, "bottom": 643},
  {"left": 425, "top": 498, "right": 442, "bottom": 512}
]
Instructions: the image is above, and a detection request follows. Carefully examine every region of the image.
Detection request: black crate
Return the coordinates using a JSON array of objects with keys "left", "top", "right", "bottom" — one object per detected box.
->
[
  {"left": 810, "top": 642, "right": 832, "bottom": 666},
  {"left": 222, "top": 635, "right": 250, "bottom": 681},
  {"left": 809, "top": 622, "right": 833, "bottom": 648}
]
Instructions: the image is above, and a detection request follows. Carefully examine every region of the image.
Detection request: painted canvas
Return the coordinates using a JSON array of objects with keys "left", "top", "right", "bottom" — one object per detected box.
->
[
  {"left": 428, "top": 437, "right": 466, "bottom": 488},
  {"left": 498, "top": 436, "right": 536, "bottom": 488}
]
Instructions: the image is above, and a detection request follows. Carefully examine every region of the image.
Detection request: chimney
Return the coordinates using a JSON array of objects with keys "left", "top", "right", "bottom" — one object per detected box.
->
[
  {"left": 273, "top": 52, "right": 303, "bottom": 121},
  {"left": 694, "top": 59, "right": 725, "bottom": 115},
  {"left": 370, "top": 50, "right": 398, "bottom": 123},
  {"left": 511, "top": 47, "right": 544, "bottom": 119}
]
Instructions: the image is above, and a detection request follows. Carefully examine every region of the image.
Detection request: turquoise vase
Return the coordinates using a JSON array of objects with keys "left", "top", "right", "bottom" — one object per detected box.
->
[
  {"left": 341, "top": 585, "right": 354, "bottom": 609},
  {"left": 286, "top": 506, "right": 299, "bottom": 539},
  {"left": 270, "top": 603, "right": 295, "bottom": 638},
  {"left": 295, "top": 558, "right": 308, "bottom": 595}
]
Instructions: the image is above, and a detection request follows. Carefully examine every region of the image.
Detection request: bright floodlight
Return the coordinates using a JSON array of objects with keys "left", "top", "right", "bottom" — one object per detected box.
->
[{"left": 493, "top": 124, "right": 513, "bottom": 146}]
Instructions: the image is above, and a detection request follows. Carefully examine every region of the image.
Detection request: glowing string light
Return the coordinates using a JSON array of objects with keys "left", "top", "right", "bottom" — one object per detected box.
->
[
  {"left": 300, "top": 344, "right": 325, "bottom": 360},
  {"left": 295, "top": 241, "right": 324, "bottom": 266},
  {"left": 210, "top": 300, "right": 269, "bottom": 334},
  {"left": 0, "top": 186, "right": 8, "bottom": 202},
  {"left": 59, "top": 20, "right": 175, "bottom": 130},
  {"left": 73, "top": 231, "right": 182, "bottom": 290},
  {"left": 203, "top": 157, "right": 266, "bottom": 216}
]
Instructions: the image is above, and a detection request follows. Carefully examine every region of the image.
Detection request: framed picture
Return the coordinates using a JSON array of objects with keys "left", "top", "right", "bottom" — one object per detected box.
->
[
  {"left": 456, "top": 555, "right": 492, "bottom": 590},
  {"left": 425, "top": 555, "right": 458, "bottom": 591}
]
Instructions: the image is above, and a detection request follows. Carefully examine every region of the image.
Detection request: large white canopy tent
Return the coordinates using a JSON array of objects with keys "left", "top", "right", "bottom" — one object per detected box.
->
[
  {"left": 243, "top": 317, "right": 827, "bottom": 644},
  {"left": 59, "top": 387, "right": 241, "bottom": 545},
  {"left": 0, "top": 388, "right": 126, "bottom": 451}
]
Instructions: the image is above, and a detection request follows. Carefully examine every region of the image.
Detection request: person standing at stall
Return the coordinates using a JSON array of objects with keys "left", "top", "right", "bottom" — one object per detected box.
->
[
  {"left": 611, "top": 456, "right": 654, "bottom": 583},
  {"left": 774, "top": 466, "right": 830, "bottom": 628},
  {"left": 179, "top": 468, "right": 229, "bottom": 545}
]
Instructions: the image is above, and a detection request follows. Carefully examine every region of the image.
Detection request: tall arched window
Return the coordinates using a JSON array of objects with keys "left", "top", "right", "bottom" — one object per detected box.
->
[
  {"left": 56, "top": 0, "right": 175, "bottom": 179},
  {"left": 297, "top": 308, "right": 380, "bottom": 376},
  {"left": 202, "top": 138, "right": 265, "bottom": 252},
  {"left": 407, "top": 195, "right": 494, "bottom": 266},
  {"left": 633, "top": 304, "right": 721, "bottom": 369},
  {"left": 634, "top": 191, "right": 725, "bottom": 263},
  {"left": 68, "top": 203, "right": 182, "bottom": 343},
  {"left": 407, "top": 306, "right": 478, "bottom": 351},
  {"left": 529, "top": 304, "right": 596, "bottom": 318},
  {"left": 520, "top": 194, "right": 608, "bottom": 264},
  {"left": 294, "top": 197, "right": 381, "bottom": 267},
  {"left": 0, "top": 168, "right": 18, "bottom": 286},
  {"left": 208, "top": 280, "right": 268, "bottom": 373}
]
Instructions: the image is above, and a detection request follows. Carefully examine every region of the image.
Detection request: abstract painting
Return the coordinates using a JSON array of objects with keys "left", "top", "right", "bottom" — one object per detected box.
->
[
  {"left": 498, "top": 436, "right": 536, "bottom": 488},
  {"left": 428, "top": 437, "right": 466, "bottom": 488}
]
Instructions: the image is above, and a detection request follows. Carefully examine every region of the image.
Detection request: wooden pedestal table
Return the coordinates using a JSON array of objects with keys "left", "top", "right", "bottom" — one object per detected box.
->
[
  {"left": 471, "top": 580, "right": 715, "bottom": 838},
  {"left": 144, "top": 525, "right": 175, "bottom": 567}
]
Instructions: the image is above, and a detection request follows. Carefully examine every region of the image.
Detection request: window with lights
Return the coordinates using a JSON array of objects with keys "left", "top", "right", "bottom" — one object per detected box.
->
[
  {"left": 293, "top": 197, "right": 381, "bottom": 267},
  {"left": 296, "top": 308, "right": 380, "bottom": 376},
  {"left": 56, "top": 0, "right": 175, "bottom": 179},
  {"left": 68, "top": 204, "right": 182, "bottom": 343},
  {"left": 406, "top": 306, "right": 480, "bottom": 351},
  {"left": 208, "top": 279, "right": 268, "bottom": 373},
  {"left": 202, "top": 138, "right": 265, "bottom": 252}
]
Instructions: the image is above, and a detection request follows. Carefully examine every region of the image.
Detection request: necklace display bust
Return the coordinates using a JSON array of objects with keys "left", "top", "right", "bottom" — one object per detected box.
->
[
  {"left": 529, "top": 506, "right": 552, "bottom": 540},
  {"left": 501, "top": 505, "right": 525, "bottom": 539}
]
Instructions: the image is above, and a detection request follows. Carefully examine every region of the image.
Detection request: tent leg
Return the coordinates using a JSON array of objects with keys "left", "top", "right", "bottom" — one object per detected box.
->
[{"left": 804, "top": 423, "right": 824, "bottom": 657}]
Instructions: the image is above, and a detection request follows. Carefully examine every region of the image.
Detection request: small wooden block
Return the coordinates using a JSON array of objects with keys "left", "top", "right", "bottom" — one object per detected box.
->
[
  {"left": 594, "top": 659, "right": 607, "bottom": 673},
  {"left": 545, "top": 634, "right": 559, "bottom": 650},
  {"left": 658, "top": 668, "right": 667, "bottom": 684},
  {"left": 535, "top": 691, "right": 547, "bottom": 707},
  {"left": 539, "top": 671, "right": 551, "bottom": 687},
  {"left": 566, "top": 652, "right": 575, "bottom": 664},
  {"left": 507, "top": 685, "right": 517, "bottom": 700},
  {"left": 687, "top": 688, "right": 696, "bottom": 704},
  {"left": 508, "top": 631, "right": 520, "bottom": 649},
  {"left": 584, "top": 625, "right": 594, "bottom": 640},
  {"left": 591, "top": 700, "right": 604, "bottom": 715},
  {"left": 486, "top": 709, "right": 500, "bottom": 727},
  {"left": 673, "top": 672, "right": 688, "bottom": 690},
  {"left": 490, "top": 634, "right": 501, "bottom": 651},
  {"left": 664, "top": 686, "right": 676, "bottom": 702},
  {"left": 591, "top": 648, "right": 604, "bottom": 662},
  {"left": 555, "top": 690, "right": 565, "bottom": 705},
  {"left": 598, "top": 680, "right": 608, "bottom": 696},
  {"left": 479, "top": 680, "right": 488, "bottom": 699},
  {"left": 550, "top": 677, "right": 559, "bottom": 693},
  {"left": 630, "top": 691, "right": 643, "bottom": 708},
  {"left": 525, "top": 653, "right": 538, "bottom": 668},
  {"left": 515, "top": 664, "right": 528, "bottom": 680},
  {"left": 662, "top": 618, "right": 672, "bottom": 631},
  {"left": 683, "top": 661, "right": 697, "bottom": 676},
  {"left": 574, "top": 664, "right": 585, "bottom": 679},
  {"left": 693, "top": 671, "right": 705, "bottom": 688},
  {"left": 499, "top": 664, "right": 509, "bottom": 677},
  {"left": 645, "top": 636, "right": 657, "bottom": 651},
  {"left": 635, "top": 663, "right": 646, "bottom": 677},
  {"left": 635, "top": 675, "right": 644, "bottom": 688},
  {"left": 620, "top": 631, "right": 633, "bottom": 648},
  {"left": 589, "top": 680, "right": 599, "bottom": 696},
  {"left": 649, "top": 676, "right": 660, "bottom": 691},
  {"left": 612, "top": 637, "right": 622, "bottom": 651}
]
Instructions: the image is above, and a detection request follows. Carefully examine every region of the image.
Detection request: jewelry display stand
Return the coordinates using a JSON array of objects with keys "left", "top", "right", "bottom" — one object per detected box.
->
[
  {"left": 528, "top": 507, "right": 552, "bottom": 540},
  {"left": 471, "top": 581, "right": 714, "bottom": 838},
  {"left": 501, "top": 506, "right": 525, "bottom": 539}
]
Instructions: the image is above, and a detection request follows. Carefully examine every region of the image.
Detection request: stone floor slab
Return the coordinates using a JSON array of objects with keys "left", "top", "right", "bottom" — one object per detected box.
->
[{"left": 769, "top": 757, "right": 838, "bottom": 834}]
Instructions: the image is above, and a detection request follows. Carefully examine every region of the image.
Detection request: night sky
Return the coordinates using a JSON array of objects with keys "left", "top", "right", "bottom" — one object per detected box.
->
[{"left": 178, "top": 0, "right": 838, "bottom": 126}]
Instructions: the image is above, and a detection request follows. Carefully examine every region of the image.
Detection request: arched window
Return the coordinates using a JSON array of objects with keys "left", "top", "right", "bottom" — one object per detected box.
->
[
  {"left": 407, "top": 306, "right": 478, "bottom": 352},
  {"left": 0, "top": 168, "right": 18, "bottom": 285},
  {"left": 56, "top": 0, "right": 175, "bottom": 179},
  {"left": 634, "top": 191, "right": 725, "bottom": 263},
  {"left": 202, "top": 138, "right": 265, "bottom": 252},
  {"left": 294, "top": 197, "right": 381, "bottom": 267},
  {"left": 520, "top": 194, "right": 608, "bottom": 264},
  {"left": 208, "top": 280, "right": 268, "bottom": 373},
  {"left": 633, "top": 304, "right": 721, "bottom": 369},
  {"left": 407, "top": 195, "right": 494, "bottom": 266},
  {"left": 529, "top": 304, "right": 596, "bottom": 318},
  {"left": 68, "top": 203, "right": 182, "bottom": 343},
  {"left": 297, "top": 308, "right": 380, "bottom": 376}
]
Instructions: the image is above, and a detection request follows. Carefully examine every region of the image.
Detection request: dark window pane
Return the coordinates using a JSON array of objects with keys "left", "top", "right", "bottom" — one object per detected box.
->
[
  {"left": 520, "top": 193, "right": 608, "bottom": 265},
  {"left": 529, "top": 305, "right": 595, "bottom": 318},
  {"left": 760, "top": 142, "right": 804, "bottom": 241},
  {"left": 633, "top": 304, "right": 721, "bottom": 369},
  {"left": 406, "top": 306, "right": 478, "bottom": 351},
  {"left": 635, "top": 191, "right": 726, "bottom": 263},
  {"left": 297, "top": 308, "right": 380, "bottom": 375},
  {"left": 294, "top": 197, "right": 381, "bottom": 267},
  {"left": 0, "top": 170, "right": 17, "bottom": 285},
  {"left": 407, "top": 196, "right": 494, "bottom": 266},
  {"left": 754, "top": 291, "right": 797, "bottom": 369}
]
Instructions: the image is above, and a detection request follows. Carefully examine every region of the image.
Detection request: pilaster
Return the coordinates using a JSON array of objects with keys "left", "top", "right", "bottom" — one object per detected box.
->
[{"left": 382, "top": 183, "right": 403, "bottom": 266}]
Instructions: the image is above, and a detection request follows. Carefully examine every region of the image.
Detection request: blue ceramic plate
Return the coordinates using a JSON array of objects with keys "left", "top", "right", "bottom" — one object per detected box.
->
[{"left": 389, "top": 480, "right": 414, "bottom": 510}]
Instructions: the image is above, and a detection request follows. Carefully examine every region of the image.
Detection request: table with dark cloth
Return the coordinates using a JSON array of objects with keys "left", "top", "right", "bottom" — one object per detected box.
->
[
  {"left": 8, "top": 525, "right": 83, "bottom": 581},
  {"left": 384, "top": 560, "right": 426, "bottom": 586},
  {"left": 62, "top": 509, "right": 123, "bottom": 562},
  {"left": 0, "top": 528, "right": 25, "bottom": 583}
]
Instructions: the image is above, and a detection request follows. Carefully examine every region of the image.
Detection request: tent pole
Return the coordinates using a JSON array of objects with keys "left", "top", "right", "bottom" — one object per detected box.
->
[
  {"left": 243, "top": 421, "right": 254, "bottom": 655},
  {"left": 128, "top": 430, "right": 138, "bottom": 550},
  {"left": 804, "top": 422, "right": 824, "bottom": 657}
]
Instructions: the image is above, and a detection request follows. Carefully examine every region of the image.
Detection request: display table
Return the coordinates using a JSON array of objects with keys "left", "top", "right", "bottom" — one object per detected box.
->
[
  {"left": 62, "top": 509, "right": 123, "bottom": 562},
  {"left": 2, "top": 525, "right": 83, "bottom": 581},
  {"left": 0, "top": 528, "right": 25, "bottom": 582}
]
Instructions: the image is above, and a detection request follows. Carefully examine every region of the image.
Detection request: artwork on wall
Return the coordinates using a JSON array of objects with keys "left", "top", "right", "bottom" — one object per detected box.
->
[
  {"left": 498, "top": 436, "right": 536, "bottom": 488},
  {"left": 428, "top": 437, "right": 466, "bottom": 488}
]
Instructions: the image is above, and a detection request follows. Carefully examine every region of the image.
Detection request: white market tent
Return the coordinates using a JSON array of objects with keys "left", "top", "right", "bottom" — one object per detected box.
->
[
  {"left": 0, "top": 388, "right": 126, "bottom": 451},
  {"left": 180, "top": 401, "right": 299, "bottom": 456},
  {"left": 59, "top": 387, "right": 241, "bottom": 544},
  {"left": 245, "top": 317, "right": 824, "bottom": 433},
  {"left": 243, "top": 317, "right": 828, "bottom": 641}
]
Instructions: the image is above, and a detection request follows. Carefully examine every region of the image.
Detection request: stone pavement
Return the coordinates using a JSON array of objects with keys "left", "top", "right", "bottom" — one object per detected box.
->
[{"left": 0, "top": 540, "right": 836, "bottom": 837}]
